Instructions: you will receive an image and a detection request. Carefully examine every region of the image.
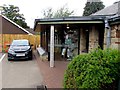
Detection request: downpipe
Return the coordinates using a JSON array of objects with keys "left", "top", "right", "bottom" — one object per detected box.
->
[
  {"left": 104, "top": 19, "right": 111, "bottom": 48},
  {"left": 104, "top": 19, "right": 120, "bottom": 90},
  {"left": 118, "top": 80, "right": 120, "bottom": 90}
]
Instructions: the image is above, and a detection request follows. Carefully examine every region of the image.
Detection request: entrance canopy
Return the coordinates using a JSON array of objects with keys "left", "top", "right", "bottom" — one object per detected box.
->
[
  {"left": 33, "top": 16, "right": 105, "bottom": 67},
  {"left": 34, "top": 16, "right": 105, "bottom": 32}
]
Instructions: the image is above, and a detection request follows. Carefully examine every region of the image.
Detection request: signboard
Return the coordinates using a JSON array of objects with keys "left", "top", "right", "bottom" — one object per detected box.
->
[{"left": 37, "top": 47, "right": 46, "bottom": 56}]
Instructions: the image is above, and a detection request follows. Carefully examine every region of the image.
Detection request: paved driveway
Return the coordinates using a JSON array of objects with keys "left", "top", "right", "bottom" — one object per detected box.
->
[
  {"left": 2, "top": 54, "right": 43, "bottom": 89},
  {"left": 0, "top": 57, "right": 2, "bottom": 89},
  {"left": 0, "top": 53, "right": 3, "bottom": 58}
]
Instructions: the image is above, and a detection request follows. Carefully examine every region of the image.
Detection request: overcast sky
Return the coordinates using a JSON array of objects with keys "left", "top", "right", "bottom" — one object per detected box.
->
[{"left": 0, "top": 0, "right": 119, "bottom": 28}]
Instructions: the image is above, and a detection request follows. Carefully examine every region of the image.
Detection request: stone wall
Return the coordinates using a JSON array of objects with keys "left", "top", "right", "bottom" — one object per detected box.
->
[
  {"left": 110, "top": 24, "right": 120, "bottom": 49},
  {"left": 79, "top": 26, "right": 100, "bottom": 53},
  {"left": 104, "top": 24, "right": 120, "bottom": 50}
]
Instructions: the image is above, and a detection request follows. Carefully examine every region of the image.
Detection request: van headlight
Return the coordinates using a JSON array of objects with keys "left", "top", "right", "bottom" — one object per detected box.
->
[
  {"left": 25, "top": 48, "right": 32, "bottom": 54},
  {"left": 8, "top": 49, "right": 15, "bottom": 54}
]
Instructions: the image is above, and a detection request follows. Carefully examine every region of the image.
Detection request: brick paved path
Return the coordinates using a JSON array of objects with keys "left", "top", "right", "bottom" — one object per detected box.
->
[{"left": 34, "top": 51, "right": 70, "bottom": 88}]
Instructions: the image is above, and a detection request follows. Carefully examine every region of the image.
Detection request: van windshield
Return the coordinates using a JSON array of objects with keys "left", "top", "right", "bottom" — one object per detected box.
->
[{"left": 11, "top": 40, "right": 29, "bottom": 46}]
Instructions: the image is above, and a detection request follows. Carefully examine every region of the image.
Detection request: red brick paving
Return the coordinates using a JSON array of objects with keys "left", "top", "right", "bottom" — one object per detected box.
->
[{"left": 34, "top": 51, "right": 70, "bottom": 88}]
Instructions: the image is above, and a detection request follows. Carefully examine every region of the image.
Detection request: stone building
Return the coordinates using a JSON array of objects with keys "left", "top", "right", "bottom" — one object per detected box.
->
[
  {"left": 92, "top": 1, "right": 120, "bottom": 49},
  {"left": 34, "top": 1, "right": 120, "bottom": 67},
  {"left": 108, "top": 17, "right": 120, "bottom": 49}
]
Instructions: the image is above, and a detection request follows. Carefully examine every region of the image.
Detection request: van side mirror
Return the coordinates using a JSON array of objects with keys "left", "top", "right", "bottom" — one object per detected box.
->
[
  {"left": 6, "top": 44, "right": 10, "bottom": 47},
  {"left": 31, "top": 44, "right": 33, "bottom": 46}
]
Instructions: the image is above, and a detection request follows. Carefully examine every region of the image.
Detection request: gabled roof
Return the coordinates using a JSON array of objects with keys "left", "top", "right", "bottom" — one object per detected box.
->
[
  {"left": 0, "top": 14, "right": 33, "bottom": 35},
  {"left": 92, "top": 1, "right": 120, "bottom": 17}
]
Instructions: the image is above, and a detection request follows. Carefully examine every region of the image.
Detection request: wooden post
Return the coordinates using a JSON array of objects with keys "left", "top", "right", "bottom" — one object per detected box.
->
[{"left": 50, "top": 25, "right": 54, "bottom": 67}]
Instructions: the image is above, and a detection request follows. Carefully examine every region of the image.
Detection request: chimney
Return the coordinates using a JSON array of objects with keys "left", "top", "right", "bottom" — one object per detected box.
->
[
  {"left": 87, "top": 0, "right": 101, "bottom": 2},
  {"left": 114, "top": 0, "right": 120, "bottom": 4}
]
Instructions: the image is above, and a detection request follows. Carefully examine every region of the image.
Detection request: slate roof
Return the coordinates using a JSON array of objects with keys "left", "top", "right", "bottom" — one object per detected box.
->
[{"left": 92, "top": 1, "right": 120, "bottom": 18}]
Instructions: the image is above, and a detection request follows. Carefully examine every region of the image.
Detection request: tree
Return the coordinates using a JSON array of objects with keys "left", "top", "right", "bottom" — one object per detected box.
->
[
  {"left": 43, "top": 8, "right": 53, "bottom": 18},
  {"left": 54, "top": 6, "right": 74, "bottom": 18},
  {"left": 1, "top": 5, "right": 29, "bottom": 28},
  {"left": 83, "top": 0, "right": 105, "bottom": 16},
  {"left": 43, "top": 6, "right": 74, "bottom": 18}
]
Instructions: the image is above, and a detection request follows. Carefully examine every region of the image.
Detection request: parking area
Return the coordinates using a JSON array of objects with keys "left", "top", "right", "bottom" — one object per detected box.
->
[
  {"left": 2, "top": 53, "right": 43, "bottom": 89},
  {"left": 0, "top": 53, "right": 3, "bottom": 58},
  {"left": 0, "top": 51, "right": 70, "bottom": 89},
  {"left": 0, "top": 57, "right": 2, "bottom": 90}
]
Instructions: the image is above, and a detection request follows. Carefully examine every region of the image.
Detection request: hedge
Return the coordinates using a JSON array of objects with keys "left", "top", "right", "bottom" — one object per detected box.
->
[{"left": 63, "top": 48, "right": 120, "bottom": 89}]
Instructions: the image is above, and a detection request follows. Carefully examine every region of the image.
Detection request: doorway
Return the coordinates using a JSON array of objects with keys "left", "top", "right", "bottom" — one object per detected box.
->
[{"left": 49, "top": 24, "right": 79, "bottom": 60}]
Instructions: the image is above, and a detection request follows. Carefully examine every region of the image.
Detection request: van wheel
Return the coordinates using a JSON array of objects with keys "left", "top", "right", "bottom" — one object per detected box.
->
[
  {"left": 8, "top": 59, "right": 11, "bottom": 61},
  {"left": 29, "top": 55, "right": 33, "bottom": 60}
]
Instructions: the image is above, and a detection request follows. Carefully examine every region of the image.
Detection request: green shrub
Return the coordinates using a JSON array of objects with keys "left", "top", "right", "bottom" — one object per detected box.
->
[{"left": 63, "top": 48, "right": 120, "bottom": 89}]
